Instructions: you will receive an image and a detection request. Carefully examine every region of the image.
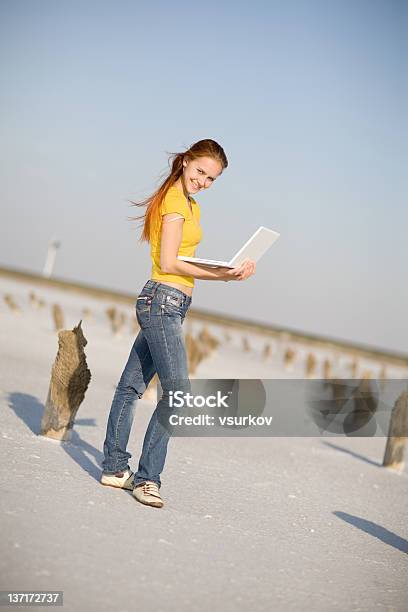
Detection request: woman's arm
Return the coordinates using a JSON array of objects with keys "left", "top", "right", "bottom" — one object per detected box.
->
[{"left": 160, "top": 215, "right": 255, "bottom": 281}]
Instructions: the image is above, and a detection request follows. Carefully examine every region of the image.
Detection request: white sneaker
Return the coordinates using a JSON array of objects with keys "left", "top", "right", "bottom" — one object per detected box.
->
[
  {"left": 132, "top": 481, "right": 164, "bottom": 508},
  {"left": 100, "top": 469, "right": 134, "bottom": 491}
]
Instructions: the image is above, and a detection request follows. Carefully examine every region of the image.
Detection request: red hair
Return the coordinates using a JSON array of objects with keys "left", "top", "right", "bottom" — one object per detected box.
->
[{"left": 129, "top": 139, "right": 228, "bottom": 243}]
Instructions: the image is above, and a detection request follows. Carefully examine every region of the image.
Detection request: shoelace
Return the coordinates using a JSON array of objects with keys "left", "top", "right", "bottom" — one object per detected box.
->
[{"left": 142, "top": 482, "right": 161, "bottom": 498}]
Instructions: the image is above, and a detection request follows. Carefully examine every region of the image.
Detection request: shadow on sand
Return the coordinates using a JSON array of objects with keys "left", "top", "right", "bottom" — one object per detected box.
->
[
  {"left": 322, "top": 440, "right": 382, "bottom": 467},
  {"left": 334, "top": 511, "right": 408, "bottom": 554},
  {"left": 7, "top": 391, "right": 103, "bottom": 483}
]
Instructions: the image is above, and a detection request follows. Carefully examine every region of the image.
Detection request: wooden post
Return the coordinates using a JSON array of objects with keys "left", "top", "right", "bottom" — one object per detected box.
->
[
  {"left": 242, "top": 337, "right": 251, "bottom": 352},
  {"left": 284, "top": 347, "right": 296, "bottom": 370},
  {"left": 185, "top": 331, "right": 206, "bottom": 375},
  {"left": 106, "top": 306, "right": 126, "bottom": 335},
  {"left": 198, "top": 326, "right": 220, "bottom": 356},
  {"left": 40, "top": 320, "right": 91, "bottom": 441},
  {"left": 52, "top": 303, "right": 64, "bottom": 332},
  {"left": 263, "top": 343, "right": 272, "bottom": 360},
  {"left": 4, "top": 294, "right": 20, "bottom": 312},
  {"left": 305, "top": 353, "right": 317, "bottom": 378},
  {"left": 29, "top": 291, "right": 38, "bottom": 307},
  {"left": 323, "top": 358, "right": 332, "bottom": 380}
]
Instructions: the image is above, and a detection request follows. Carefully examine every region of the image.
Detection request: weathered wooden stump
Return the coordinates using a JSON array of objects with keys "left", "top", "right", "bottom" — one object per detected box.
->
[
  {"left": 284, "top": 347, "right": 296, "bottom": 370},
  {"left": 198, "top": 326, "right": 220, "bottom": 352},
  {"left": 263, "top": 343, "right": 272, "bottom": 360},
  {"left": 323, "top": 358, "right": 332, "bottom": 380},
  {"left": 242, "top": 337, "right": 251, "bottom": 352},
  {"left": 305, "top": 353, "right": 317, "bottom": 378},
  {"left": 52, "top": 303, "right": 64, "bottom": 332},
  {"left": 379, "top": 364, "right": 387, "bottom": 379},
  {"left": 383, "top": 391, "right": 408, "bottom": 471},
  {"left": 350, "top": 358, "right": 359, "bottom": 378},
  {"left": 106, "top": 306, "right": 127, "bottom": 335},
  {"left": 185, "top": 331, "right": 207, "bottom": 375},
  {"left": 40, "top": 320, "right": 91, "bottom": 441},
  {"left": 195, "top": 327, "right": 220, "bottom": 363},
  {"left": 4, "top": 294, "right": 20, "bottom": 312},
  {"left": 106, "top": 306, "right": 118, "bottom": 332},
  {"left": 29, "top": 291, "right": 38, "bottom": 307}
]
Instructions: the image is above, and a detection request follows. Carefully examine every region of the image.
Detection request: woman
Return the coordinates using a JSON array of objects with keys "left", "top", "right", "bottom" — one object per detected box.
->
[{"left": 101, "top": 139, "right": 256, "bottom": 508}]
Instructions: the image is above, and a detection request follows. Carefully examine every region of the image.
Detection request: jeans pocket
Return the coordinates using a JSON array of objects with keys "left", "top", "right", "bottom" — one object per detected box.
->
[
  {"left": 167, "top": 295, "right": 183, "bottom": 307},
  {"left": 161, "top": 294, "right": 183, "bottom": 316},
  {"left": 136, "top": 296, "right": 152, "bottom": 326}
]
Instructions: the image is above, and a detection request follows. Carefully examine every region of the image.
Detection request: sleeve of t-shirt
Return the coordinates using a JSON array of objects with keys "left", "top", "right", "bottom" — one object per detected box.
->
[{"left": 161, "top": 191, "right": 187, "bottom": 219}]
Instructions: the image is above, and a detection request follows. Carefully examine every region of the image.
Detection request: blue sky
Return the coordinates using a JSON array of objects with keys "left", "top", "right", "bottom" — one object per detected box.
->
[{"left": 0, "top": 0, "right": 407, "bottom": 353}]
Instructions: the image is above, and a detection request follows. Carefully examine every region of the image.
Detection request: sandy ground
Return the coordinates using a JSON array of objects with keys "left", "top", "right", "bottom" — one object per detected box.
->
[{"left": 0, "top": 277, "right": 407, "bottom": 612}]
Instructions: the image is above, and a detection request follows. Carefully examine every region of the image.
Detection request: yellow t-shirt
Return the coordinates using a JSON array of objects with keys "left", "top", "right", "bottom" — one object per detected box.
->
[{"left": 150, "top": 186, "right": 203, "bottom": 288}]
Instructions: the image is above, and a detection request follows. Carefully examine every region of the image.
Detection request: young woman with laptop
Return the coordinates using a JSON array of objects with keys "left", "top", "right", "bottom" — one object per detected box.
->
[{"left": 100, "top": 139, "right": 257, "bottom": 508}]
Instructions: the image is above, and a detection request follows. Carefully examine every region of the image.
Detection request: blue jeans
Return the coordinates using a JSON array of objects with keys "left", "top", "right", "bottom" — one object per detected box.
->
[{"left": 102, "top": 280, "right": 192, "bottom": 488}]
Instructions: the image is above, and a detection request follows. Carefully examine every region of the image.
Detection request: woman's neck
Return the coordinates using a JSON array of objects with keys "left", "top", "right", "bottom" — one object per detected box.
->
[{"left": 173, "top": 177, "right": 191, "bottom": 201}]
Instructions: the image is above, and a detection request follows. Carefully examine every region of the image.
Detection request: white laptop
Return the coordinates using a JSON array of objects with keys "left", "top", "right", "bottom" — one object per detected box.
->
[{"left": 178, "top": 226, "right": 280, "bottom": 269}]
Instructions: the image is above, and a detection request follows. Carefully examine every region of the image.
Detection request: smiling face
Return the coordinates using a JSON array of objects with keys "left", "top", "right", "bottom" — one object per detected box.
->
[{"left": 181, "top": 155, "right": 224, "bottom": 194}]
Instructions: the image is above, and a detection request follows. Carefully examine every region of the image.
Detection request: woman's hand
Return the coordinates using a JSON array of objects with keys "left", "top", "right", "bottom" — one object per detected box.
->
[{"left": 221, "top": 258, "right": 256, "bottom": 281}]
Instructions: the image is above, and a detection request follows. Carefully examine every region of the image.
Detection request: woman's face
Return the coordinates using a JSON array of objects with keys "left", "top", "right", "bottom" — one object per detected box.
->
[{"left": 182, "top": 156, "right": 224, "bottom": 194}]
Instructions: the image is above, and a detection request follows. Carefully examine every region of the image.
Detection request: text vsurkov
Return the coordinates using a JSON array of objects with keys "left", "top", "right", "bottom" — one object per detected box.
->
[{"left": 218, "top": 415, "right": 273, "bottom": 426}]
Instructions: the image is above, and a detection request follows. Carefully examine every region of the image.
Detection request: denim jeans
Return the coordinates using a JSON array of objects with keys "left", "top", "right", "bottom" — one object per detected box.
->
[{"left": 102, "top": 280, "right": 192, "bottom": 489}]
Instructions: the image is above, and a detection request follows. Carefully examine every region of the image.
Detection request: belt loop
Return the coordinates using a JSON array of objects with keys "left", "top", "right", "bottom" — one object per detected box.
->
[{"left": 150, "top": 281, "right": 159, "bottom": 299}]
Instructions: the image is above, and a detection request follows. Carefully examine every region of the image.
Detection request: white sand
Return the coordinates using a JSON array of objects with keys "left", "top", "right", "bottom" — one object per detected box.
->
[{"left": 1, "top": 276, "right": 407, "bottom": 612}]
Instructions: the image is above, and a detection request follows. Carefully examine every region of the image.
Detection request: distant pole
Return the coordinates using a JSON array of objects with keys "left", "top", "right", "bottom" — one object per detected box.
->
[{"left": 43, "top": 239, "right": 61, "bottom": 278}]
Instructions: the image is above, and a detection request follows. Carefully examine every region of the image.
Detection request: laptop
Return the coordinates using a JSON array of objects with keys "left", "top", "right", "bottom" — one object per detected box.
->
[{"left": 178, "top": 226, "right": 280, "bottom": 269}]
